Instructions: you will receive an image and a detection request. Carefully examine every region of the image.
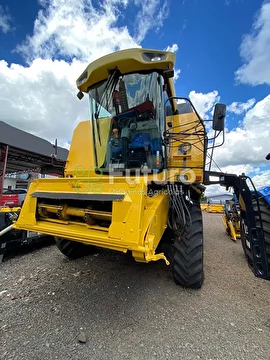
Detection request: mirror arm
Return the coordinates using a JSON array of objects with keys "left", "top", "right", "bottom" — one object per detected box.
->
[
  {"left": 207, "top": 130, "right": 225, "bottom": 148},
  {"left": 207, "top": 130, "right": 222, "bottom": 141},
  {"left": 206, "top": 130, "right": 225, "bottom": 171}
]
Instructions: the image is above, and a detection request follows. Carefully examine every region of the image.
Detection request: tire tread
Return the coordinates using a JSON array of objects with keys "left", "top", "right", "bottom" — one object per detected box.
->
[
  {"left": 55, "top": 237, "right": 96, "bottom": 259},
  {"left": 172, "top": 203, "right": 204, "bottom": 289}
]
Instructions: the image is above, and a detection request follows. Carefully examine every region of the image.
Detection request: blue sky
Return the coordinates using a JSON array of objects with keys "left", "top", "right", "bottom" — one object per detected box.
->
[
  {"left": 0, "top": 0, "right": 270, "bottom": 192},
  {"left": 1, "top": 0, "right": 268, "bottom": 102}
]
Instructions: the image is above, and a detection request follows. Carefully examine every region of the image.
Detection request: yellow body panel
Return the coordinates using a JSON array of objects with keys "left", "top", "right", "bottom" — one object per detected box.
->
[
  {"left": 13, "top": 176, "right": 169, "bottom": 264},
  {"left": 166, "top": 112, "right": 205, "bottom": 183},
  {"left": 93, "top": 117, "right": 112, "bottom": 168},
  {"left": 64, "top": 120, "right": 95, "bottom": 177},
  {"left": 65, "top": 112, "right": 205, "bottom": 185}
]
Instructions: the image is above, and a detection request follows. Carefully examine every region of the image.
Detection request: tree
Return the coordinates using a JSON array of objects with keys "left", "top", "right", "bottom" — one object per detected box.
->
[{"left": 200, "top": 193, "right": 207, "bottom": 203}]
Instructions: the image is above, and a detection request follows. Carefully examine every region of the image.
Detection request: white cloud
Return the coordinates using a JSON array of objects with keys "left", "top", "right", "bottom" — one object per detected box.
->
[
  {"left": 205, "top": 184, "right": 233, "bottom": 197},
  {"left": 204, "top": 163, "right": 262, "bottom": 196},
  {"left": 235, "top": 1, "right": 270, "bottom": 85},
  {"left": 174, "top": 68, "right": 181, "bottom": 81},
  {"left": 164, "top": 44, "right": 180, "bottom": 81},
  {"left": 204, "top": 166, "right": 269, "bottom": 198},
  {"left": 0, "top": 58, "right": 88, "bottom": 147},
  {"left": 15, "top": 0, "right": 170, "bottom": 64},
  {"left": 185, "top": 89, "right": 270, "bottom": 195},
  {"left": 134, "top": 0, "right": 169, "bottom": 43},
  {"left": 252, "top": 170, "right": 270, "bottom": 188},
  {"left": 189, "top": 90, "right": 220, "bottom": 119},
  {"left": 213, "top": 94, "right": 270, "bottom": 168},
  {"left": 16, "top": 0, "right": 140, "bottom": 63},
  {"left": 165, "top": 44, "right": 178, "bottom": 53},
  {"left": 0, "top": 5, "right": 12, "bottom": 33},
  {"left": 208, "top": 163, "right": 263, "bottom": 182},
  {"left": 205, "top": 169, "right": 270, "bottom": 197},
  {"left": 216, "top": 164, "right": 261, "bottom": 176},
  {"left": 227, "top": 98, "right": 256, "bottom": 115},
  {"left": 0, "top": 0, "right": 175, "bottom": 147}
]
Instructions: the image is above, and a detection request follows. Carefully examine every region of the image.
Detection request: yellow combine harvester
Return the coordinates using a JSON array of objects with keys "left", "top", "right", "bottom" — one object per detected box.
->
[
  {"left": 12, "top": 48, "right": 270, "bottom": 288},
  {"left": 200, "top": 204, "right": 208, "bottom": 211},
  {"left": 205, "top": 204, "right": 223, "bottom": 213}
]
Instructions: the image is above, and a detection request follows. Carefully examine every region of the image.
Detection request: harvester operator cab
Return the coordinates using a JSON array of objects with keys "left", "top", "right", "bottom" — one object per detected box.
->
[
  {"left": 89, "top": 70, "right": 165, "bottom": 174},
  {"left": 109, "top": 98, "right": 163, "bottom": 171},
  {"left": 75, "top": 48, "right": 226, "bottom": 179}
]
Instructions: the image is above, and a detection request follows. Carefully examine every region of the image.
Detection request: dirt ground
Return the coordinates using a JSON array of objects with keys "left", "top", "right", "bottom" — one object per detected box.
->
[{"left": 1, "top": 212, "right": 270, "bottom": 360}]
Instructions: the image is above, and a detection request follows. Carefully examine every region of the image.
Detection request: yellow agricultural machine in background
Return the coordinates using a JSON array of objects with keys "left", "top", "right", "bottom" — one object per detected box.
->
[
  {"left": 12, "top": 48, "right": 270, "bottom": 288},
  {"left": 222, "top": 196, "right": 241, "bottom": 241},
  {"left": 0, "top": 206, "right": 51, "bottom": 261},
  {"left": 205, "top": 203, "right": 224, "bottom": 213}
]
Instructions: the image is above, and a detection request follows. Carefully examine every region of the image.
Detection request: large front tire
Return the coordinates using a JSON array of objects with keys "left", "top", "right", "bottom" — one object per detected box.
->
[
  {"left": 55, "top": 237, "right": 96, "bottom": 259},
  {"left": 172, "top": 203, "right": 204, "bottom": 289}
]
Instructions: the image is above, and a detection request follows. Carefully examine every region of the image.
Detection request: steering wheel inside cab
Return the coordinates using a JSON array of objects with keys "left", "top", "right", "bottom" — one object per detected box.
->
[{"left": 118, "top": 117, "right": 137, "bottom": 130}]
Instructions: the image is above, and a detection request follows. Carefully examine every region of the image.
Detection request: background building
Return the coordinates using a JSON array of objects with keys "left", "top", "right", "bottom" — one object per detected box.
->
[{"left": 206, "top": 193, "right": 233, "bottom": 204}]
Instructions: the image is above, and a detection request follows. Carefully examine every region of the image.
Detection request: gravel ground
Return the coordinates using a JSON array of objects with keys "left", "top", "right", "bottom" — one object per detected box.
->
[{"left": 1, "top": 212, "right": 270, "bottom": 360}]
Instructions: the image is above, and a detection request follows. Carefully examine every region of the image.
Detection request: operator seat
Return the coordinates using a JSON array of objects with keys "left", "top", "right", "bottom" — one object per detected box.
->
[
  {"left": 128, "top": 133, "right": 163, "bottom": 169},
  {"left": 129, "top": 133, "right": 151, "bottom": 149},
  {"left": 128, "top": 133, "right": 151, "bottom": 167},
  {"left": 129, "top": 134, "right": 163, "bottom": 154}
]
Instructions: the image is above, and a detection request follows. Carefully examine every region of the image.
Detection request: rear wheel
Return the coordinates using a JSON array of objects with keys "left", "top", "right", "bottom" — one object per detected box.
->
[
  {"left": 172, "top": 202, "right": 204, "bottom": 289},
  {"left": 55, "top": 237, "right": 96, "bottom": 259}
]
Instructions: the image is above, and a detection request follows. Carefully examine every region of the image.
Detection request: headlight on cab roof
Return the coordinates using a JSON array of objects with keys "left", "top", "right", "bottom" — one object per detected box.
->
[
  {"left": 142, "top": 52, "right": 167, "bottom": 62},
  {"left": 77, "top": 71, "right": 88, "bottom": 85}
]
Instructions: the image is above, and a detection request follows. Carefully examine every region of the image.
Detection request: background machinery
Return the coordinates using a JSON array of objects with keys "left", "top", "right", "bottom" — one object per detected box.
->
[
  {"left": 222, "top": 194, "right": 241, "bottom": 241},
  {"left": 10, "top": 48, "right": 270, "bottom": 288},
  {"left": 0, "top": 206, "right": 52, "bottom": 262}
]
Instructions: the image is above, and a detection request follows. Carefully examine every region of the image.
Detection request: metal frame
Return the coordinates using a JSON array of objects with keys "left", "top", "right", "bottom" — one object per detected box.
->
[
  {"left": 204, "top": 170, "right": 269, "bottom": 280},
  {"left": 0, "top": 145, "right": 9, "bottom": 205}
]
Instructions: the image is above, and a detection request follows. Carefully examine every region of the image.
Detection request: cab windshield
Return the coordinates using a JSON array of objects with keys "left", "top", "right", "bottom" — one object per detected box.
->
[{"left": 88, "top": 71, "right": 165, "bottom": 173}]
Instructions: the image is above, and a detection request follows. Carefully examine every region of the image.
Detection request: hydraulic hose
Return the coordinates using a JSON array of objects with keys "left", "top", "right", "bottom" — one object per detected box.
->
[{"left": 167, "top": 184, "right": 192, "bottom": 237}]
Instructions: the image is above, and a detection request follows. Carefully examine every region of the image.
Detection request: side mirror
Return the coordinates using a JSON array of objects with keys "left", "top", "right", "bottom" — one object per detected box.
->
[
  {"left": 213, "top": 103, "right": 226, "bottom": 131},
  {"left": 163, "top": 69, "right": 174, "bottom": 79}
]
